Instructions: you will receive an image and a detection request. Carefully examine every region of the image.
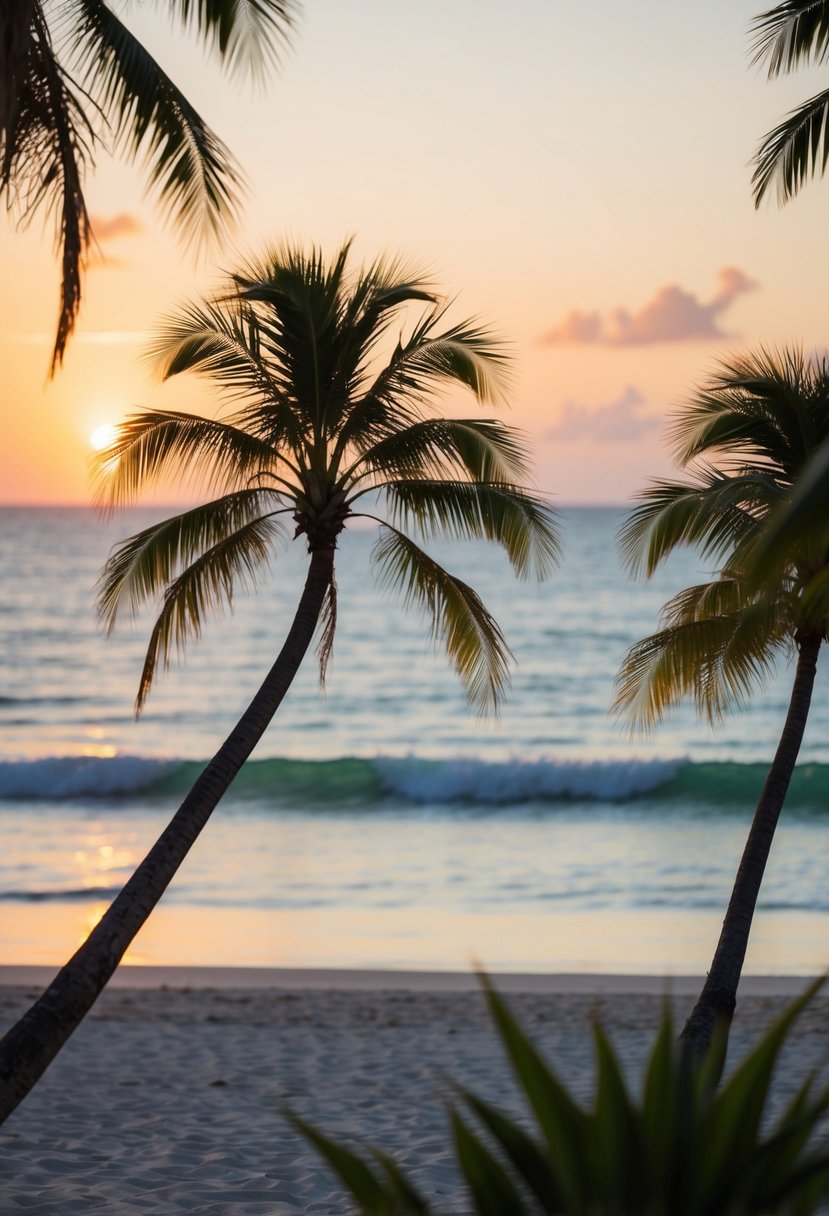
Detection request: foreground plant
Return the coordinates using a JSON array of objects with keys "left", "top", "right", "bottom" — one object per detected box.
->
[
  {"left": 614, "top": 347, "right": 829, "bottom": 1052},
  {"left": 295, "top": 975, "right": 829, "bottom": 1215},
  {"left": 0, "top": 240, "right": 560, "bottom": 1123}
]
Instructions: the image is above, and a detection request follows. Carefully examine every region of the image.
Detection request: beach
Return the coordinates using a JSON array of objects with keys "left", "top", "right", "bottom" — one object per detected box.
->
[
  {"left": 4, "top": 511, "right": 829, "bottom": 1211},
  {"left": 2, "top": 966, "right": 828, "bottom": 1215}
]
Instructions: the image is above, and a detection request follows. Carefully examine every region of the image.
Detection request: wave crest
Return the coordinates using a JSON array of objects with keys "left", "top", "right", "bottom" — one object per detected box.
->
[
  {"left": 0, "top": 756, "right": 179, "bottom": 799},
  {"left": 3, "top": 753, "right": 829, "bottom": 810}
]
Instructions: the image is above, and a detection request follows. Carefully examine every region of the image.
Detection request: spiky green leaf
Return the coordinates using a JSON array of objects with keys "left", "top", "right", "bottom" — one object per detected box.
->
[
  {"left": 285, "top": 1114, "right": 395, "bottom": 1214},
  {"left": 449, "top": 1107, "right": 529, "bottom": 1216}
]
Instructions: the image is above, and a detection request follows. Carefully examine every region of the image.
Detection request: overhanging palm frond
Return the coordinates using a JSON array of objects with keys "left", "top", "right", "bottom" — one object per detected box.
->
[
  {"left": 613, "top": 586, "right": 787, "bottom": 729},
  {"left": 96, "top": 489, "right": 284, "bottom": 632},
  {"left": 0, "top": 0, "right": 37, "bottom": 151},
  {"left": 164, "top": 0, "right": 297, "bottom": 82},
  {"left": 126, "top": 511, "right": 283, "bottom": 713},
  {"left": 3, "top": 3, "right": 94, "bottom": 370},
  {"left": 383, "top": 481, "right": 561, "bottom": 581},
  {"left": 372, "top": 524, "right": 513, "bottom": 713},
  {"left": 3, "top": 0, "right": 296, "bottom": 373},
  {"left": 752, "top": 85, "right": 829, "bottom": 205},
  {"left": 91, "top": 410, "right": 288, "bottom": 508},
  {"left": 750, "top": 1, "right": 829, "bottom": 76},
  {"left": 69, "top": 0, "right": 243, "bottom": 243}
]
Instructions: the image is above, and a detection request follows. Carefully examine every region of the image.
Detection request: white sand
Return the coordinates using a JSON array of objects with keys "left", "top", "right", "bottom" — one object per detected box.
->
[{"left": 1, "top": 967, "right": 827, "bottom": 1215}]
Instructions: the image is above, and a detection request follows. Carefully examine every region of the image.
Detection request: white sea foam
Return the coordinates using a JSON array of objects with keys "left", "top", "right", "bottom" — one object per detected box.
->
[
  {"left": 0, "top": 756, "right": 177, "bottom": 799},
  {"left": 373, "top": 756, "right": 683, "bottom": 804}
]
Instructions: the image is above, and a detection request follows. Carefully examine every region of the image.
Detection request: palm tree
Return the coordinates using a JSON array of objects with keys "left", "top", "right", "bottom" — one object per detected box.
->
[
  {"left": 751, "top": 1, "right": 829, "bottom": 205},
  {"left": 0, "top": 0, "right": 297, "bottom": 371},
  {"left": 0, "top": 239, "right": 560, "bottom": 1123},
  {"left": 614, "top": 347, "right": 829, "bottom": 1053}
]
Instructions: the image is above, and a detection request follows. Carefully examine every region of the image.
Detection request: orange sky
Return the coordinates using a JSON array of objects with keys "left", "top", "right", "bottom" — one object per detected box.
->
[{"left": 2, "top": 0, "right": 828, "bottom": 505}]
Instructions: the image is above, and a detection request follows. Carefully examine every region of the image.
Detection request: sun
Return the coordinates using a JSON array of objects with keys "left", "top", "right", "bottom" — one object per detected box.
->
[{"left": 89, "top": 424, "right": 119, "bottom": 451}]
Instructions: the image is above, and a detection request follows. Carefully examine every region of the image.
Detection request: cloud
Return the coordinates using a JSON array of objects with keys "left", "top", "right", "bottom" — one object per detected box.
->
[
  {"left": 539, "top": 267, "right": 757, "bottom": 347},
  {"left": 88, "top": 212, "right": 143, "bottom": 268},
  {"left": 544, "top": 385, "right": 658, "bottom": 442},
  {"left": 90, "top": 212, "right": 143, "bottom": 243}
]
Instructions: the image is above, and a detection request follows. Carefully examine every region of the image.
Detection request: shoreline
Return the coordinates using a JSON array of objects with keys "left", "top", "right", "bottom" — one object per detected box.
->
[
  {"left": 0, "top": 963, "right": 821, "bottom": 992},
  {"left": 1, "top": 962, "right": 822, "bottom": 996}
]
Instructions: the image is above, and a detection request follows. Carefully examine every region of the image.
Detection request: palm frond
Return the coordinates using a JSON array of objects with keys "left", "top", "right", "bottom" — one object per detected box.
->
[
  {"left": 232, "top": 242, "right": 352, "bottom": 436},
  {"left": 0, "top": 0, "right": 38, "bottom": 154},
  {"left": 750, "top": 1, "right": 829, "bottom": 76},
  {"left": 360, "top": 307, "right": 511, "bottom": 421},
  {"left": 372, "top": 524, "right": 513, "bottom": 713},
  {"left": 395, "top": 310, "right": 512, "bottom": 407},
  {"left": 96, "top": 489, "right": 284, "bottom": 632},
  {"left": 350, "top": 418, "right": 532, "bottom": 485},
  {"left": 614, "top": 583, "right": 788, "bottom": 729},
  {"left": 149, "top": 299, "right": 274, "bottom": 392},
  {"left": 796, "top": 560, "right": 829, "bottom": 627},
  {"left": 383, "top": 481, "right": 561, "bottom": 581},
  {"left": 325, "top": 253, "right": 439, "bottom": 416},
  {"left": 164, "top": 0, "right": 297, "bottom": 82},
  {"left": 2, "top": 3, "right": 94, "bottom": 370},
  {"left": 69, "top": 0, "right": 243, "bottom": 244},
  {"left": 750, "top": 436, "right": 829, "bottom": 576},
  {"left": 618, "top": 475, "right": 772, "bottom": 577},
  {"left": 91, "top": 410, "right": 289, "bottom": 509},
  {"left": 316, "top": 576, "right": 337, "bottom": 687},
  {"left": 118, "top": 510, "right": 283, "bottom": 713},
  {"left": 672, "top": 348, "right": 822, "bottom": 470},
  {"left": 752, "top": 86, "right": 829, "bottom": 205}
]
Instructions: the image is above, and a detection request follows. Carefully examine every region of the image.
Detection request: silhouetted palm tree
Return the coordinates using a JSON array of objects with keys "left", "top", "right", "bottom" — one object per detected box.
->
[
  {"left": 751, "top": 1, "right": 829, "bottom": 205},
  {"left": 615, "top": 347, "right": 829, "bottom": 1052},
  {"left": 0, "top": 239, "right": 560, "bottom": 1122},
  {"left": 0, "top": 0, "right": 296, "bottom": 370}
]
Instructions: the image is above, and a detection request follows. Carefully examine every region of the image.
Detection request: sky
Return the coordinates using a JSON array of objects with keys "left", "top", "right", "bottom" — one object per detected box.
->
[{"left": 2, "top": 0, "right": 828, "bottom": 506}]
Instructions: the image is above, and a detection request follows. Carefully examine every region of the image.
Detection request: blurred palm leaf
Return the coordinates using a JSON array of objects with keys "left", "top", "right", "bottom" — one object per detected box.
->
[
  {"left": 0, "top": 0, "right": 298, "bottom": 369},
  {"left": 751, "top": 1, "right": 829, "bottom": 204}
]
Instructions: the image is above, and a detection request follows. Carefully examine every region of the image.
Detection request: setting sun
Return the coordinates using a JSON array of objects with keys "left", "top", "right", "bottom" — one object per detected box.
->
[{"left": 89, "top": 424, "right": 118, "bottom": 451}]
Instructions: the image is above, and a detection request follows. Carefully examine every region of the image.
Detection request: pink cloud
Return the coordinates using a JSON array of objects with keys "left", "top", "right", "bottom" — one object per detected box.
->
[
  {"left": 544, "top": 385, "right": 658, "bottom": 442},
  {"left": 90, "top": 212, "right": 143, "bottom": 243},
  {"left": 539, "top": 267, "right": 757, "bottom": 347}
]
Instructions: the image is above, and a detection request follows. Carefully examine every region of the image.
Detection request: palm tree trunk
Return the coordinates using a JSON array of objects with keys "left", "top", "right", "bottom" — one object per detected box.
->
[
  {"left": 680, "top": 631, "right": 822, "bottom": 1054},
  {"left": 0, "top": 545, "right": 335, "bottom": 1125}
]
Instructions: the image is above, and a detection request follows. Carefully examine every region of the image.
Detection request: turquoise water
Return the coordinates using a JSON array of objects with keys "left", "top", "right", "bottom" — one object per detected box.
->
[{"left": 2, "top": 506, "right": 828, "bottom": 973}]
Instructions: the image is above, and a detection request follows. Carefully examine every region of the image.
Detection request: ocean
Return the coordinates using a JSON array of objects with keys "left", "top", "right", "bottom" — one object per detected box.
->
[{"left": 2, "top": 505, "right": 828, "bottom": 976}]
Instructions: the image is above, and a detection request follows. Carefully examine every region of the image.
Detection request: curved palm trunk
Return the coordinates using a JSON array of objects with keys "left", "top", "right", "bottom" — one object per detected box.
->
[
  {"left": 680, "top": 632, "right": 822, "bottom": 1055},
  {"left": 0, "top": 545, "right": 334, "bottom": 1125}
]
